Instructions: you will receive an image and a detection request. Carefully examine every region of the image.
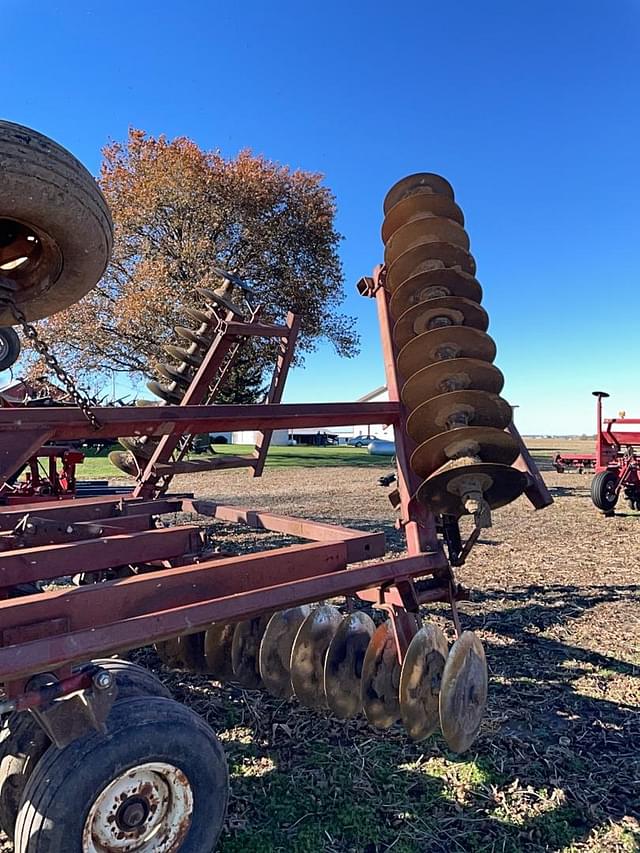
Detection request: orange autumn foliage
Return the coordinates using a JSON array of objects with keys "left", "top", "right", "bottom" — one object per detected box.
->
[{"left": 25, "top": 129, "right": 358, "bottom": 400}]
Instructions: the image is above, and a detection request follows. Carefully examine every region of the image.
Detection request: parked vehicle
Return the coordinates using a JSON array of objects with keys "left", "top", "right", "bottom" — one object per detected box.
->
[{"left": 347, "top": 434, "right": 378, "bottom": 448}]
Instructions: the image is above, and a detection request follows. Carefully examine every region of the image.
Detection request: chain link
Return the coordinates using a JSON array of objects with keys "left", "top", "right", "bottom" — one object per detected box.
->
[{"left": 9, "top": 305, "right": 102, "bottom": 430}]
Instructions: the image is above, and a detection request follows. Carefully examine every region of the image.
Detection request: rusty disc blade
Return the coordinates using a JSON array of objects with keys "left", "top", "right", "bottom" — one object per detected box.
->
[
  {"left": 393, "top": 297, "right": 489, "bottom": 350},
  {"left": 391, "top": 268, "right": 483, "bottom": 319},
  {"left": 259, "top": 605, "right": 311, "bottom": 699},
  {"left": 231, "top": 615, "right": 270, "bottom": 689},
  {"left": 118, "top": 436, "right": 156, "bottom": 458},
  {"left": 385, "top": 217, "right": 470, "bottom": 265},
  {"left": 398, "top": 327, "right": 496, "bottom": 382},
  {"left": 411, "top": 426, "right": 521, "bottom": 479},
  {"left": 387, "top": 242, "right": 476, "bottom": 292},
  {"left": 417, "top": 462, "right": 527, "bottom": 516},
  {"left": 146, "top": 379, "right": 182, "bottom": 405},
  {"left": 204, "top": 623, "right": 236, "bottom": 681},
  {"left": 407, "top": 390, "right": 513, "bottom": 445},
  {"left": 399, "top": 624, "right": 449, "bottom": 741},
  {"left": 383, "top": 173, "right": 455, "bottom": 213},
  {"left": 290, "top": 604, "right": 342, "bottom": 709},
  {"left": 382, "top": 193, "right": 465, "bottom": 243},
  {"left": 361, "top": 620, "right": 402, "bottom": 729},
  {"left": 174, "top": 325, "right": 212, "bottom": 349},
  {"left": 156, "top": 363, "right": 192, "bottom": 387},
  {"left": 184, "top": 306, "right": 214, "bottom": 327},
  {"left": 401, "top": 359, "right": 504, "bottom": 413},
  {"left": 164, "top": 344, "right": 203, "bottom": 368},
  {"left": 108, "top": 450, "right": 139, "bottom": 477},
  {"left": 324, "top": 611, "right": 376, "bottom": 719},
  {"left": 439, "top": 631, "right": 488, "bottom": 753},
  {"left": 197, "top": 286, "right": 244, "bottom": 317}
]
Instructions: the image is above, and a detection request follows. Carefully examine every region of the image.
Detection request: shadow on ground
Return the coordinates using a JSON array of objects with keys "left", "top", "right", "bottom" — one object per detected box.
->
[{"left": 126, "top": 580, "right": 640, "bottom": 853}]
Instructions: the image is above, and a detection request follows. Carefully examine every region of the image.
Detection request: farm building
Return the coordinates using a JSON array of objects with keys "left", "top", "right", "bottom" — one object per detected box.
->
[{"left": 226, "top": 386, "right": 394, "bottom": 445}]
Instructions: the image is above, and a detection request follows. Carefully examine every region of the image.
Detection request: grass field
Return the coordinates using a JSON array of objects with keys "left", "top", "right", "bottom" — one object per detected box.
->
[
  {"left": 80, "top": 437, "right": 588, "bottom": 481},
  {"left": 2, "top": 437, "right": 638, "bottom": 853},
  {"left": 79, "top": 443, "right": 392, "bottom": 480}
]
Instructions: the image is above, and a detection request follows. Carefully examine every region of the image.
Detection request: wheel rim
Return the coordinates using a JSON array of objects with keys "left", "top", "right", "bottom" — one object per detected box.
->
[
  {"left": 0, "top": 218, "right": 62, "bottom": 308},
  {"left": 82, "top": 761, "right": 193, "bottom": 852}
]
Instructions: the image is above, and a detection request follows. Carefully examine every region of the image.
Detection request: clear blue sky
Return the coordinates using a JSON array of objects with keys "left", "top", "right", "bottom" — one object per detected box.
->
[{"left": 3, "top": 1, "right": 639, "bottom": 434}]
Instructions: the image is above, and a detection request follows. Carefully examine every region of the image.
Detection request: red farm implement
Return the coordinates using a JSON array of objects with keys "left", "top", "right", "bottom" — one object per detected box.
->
[
  {"left": 590, "top": 391, "right": 640, "bottom": 513},
  {"left": 552, "top": 452, "right": 595, "bottom": 474},
  {"left": 0, "top": 124, "right": 551, "bottom": 852}
]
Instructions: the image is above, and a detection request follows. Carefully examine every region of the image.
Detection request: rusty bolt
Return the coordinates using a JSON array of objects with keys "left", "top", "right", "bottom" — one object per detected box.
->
[{"left": 93, "top": 670, "right": 113, "bottom": 691}]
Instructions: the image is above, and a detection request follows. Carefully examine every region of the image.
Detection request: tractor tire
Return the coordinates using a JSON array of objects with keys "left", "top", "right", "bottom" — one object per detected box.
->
[
  {"left": 591, "top": 470, "right": 619, "bottom": 513},
  {"left": 14, "top": 696, "right": 229, "bottom": 853},
  {"left": 0, "top": 327, "right": 20, "bottom": 370},
  {"left": 0, "top": 120, "right": 113, "bottom": 325},
  {"left": 0, "top": 658, "right": 171, "bottom": 840}
]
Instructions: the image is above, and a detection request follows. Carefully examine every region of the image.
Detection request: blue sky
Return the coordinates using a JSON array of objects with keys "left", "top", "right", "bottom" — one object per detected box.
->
[{"left": 3, "top": 1, "right": 639, "bottom": 433}]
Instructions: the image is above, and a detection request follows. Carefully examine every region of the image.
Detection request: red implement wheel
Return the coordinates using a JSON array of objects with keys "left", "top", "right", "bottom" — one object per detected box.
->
[
  {"left": 591, "top": 469, "right": 619, "bottom": 513},
  {"left": 0, "top": 658, "right": 171, "bottom": 840},
  {"left": 14, "top": 697, "right": 228, "bottom": 853}
]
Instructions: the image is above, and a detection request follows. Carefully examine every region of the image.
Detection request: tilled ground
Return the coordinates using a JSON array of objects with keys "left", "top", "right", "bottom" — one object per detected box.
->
[{"left": 2, "top": 462, "right": 639, "bottom": 852}]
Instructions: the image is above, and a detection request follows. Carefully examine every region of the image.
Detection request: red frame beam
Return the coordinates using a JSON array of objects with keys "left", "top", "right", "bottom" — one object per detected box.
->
[
  {"left": 0, "top": 497, "right": 183, "bottom": 528},
  {"left": 0, "top": 525, "right": 202, "bottom": 587},
  {"left": 0, "top": 547, "right": 446, "bottom": 681},
  {"left": 0, "top": 401, "right": 399, "bottom": 438},
  {"left": 185, "top": 499, "right": 386, "bottom": 562}
]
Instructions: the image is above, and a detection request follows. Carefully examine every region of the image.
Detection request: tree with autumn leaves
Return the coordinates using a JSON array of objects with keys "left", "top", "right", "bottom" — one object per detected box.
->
[{"left": 26, "top": 129, "right": 358, "bottom": 401}]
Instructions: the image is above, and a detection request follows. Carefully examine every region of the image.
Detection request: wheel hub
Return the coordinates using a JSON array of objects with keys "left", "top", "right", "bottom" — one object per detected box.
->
[
  {"left": 116, "top": 796, "right": 150, "bottom": 831},
  {"left": 83, "top": 761, "right": 193, "bottom": 852}
]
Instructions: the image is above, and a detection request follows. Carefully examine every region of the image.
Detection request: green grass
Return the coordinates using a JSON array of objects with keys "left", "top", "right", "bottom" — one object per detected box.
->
[
  {"left": 76, "top": 442, "right": 390, "bottom": 481},
  {"left": 209, "top": 443, "right": 390, "bottom": 469}
]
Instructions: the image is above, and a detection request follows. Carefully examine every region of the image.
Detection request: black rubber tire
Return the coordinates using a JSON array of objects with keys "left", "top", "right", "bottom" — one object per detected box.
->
[
  {"left": 591, "top": 470, "right": 619, "bottom": 512},
  {"left": 0, "top": 326, "right": 20, "bottom": 370},
  {"left": 0, "top": 713, "right": 49, "bottom": 842},
  {"left": 0, "top": 658, "right": 171, "bottom": 840},
  {"left": 0, "top": 120, "right": 113, "bottom": 324},
  {"left": 14, "top": 696, "right": 229, "bottom": 853}
]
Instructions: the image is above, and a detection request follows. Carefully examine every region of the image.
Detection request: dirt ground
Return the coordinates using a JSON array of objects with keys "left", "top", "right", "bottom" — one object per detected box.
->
[{"left": 2, "top": 445, "right": 639, "bottom": 852}]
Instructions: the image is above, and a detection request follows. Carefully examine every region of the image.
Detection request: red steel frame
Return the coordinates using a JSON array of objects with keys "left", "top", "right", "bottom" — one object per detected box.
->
[
  {"left": 0, "top": 282, "right": 550, "bottom": 701},
  {"left": 592, "top": 392, "right": 640, "bottom": 497},
  {"left": 556, "top": 393, "right": 640, "bottom": 483},
  {"left": 0, "top": 446, "right": 84, "bottom": 505}
]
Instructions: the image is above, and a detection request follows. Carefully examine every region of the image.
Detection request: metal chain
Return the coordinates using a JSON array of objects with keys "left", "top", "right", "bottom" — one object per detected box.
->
[{"left": 10, "top": 304, "right": 102, "bottom": 430}]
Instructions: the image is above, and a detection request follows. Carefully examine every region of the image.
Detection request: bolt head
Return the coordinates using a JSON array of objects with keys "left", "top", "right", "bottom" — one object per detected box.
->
[{"left": 93, "top": 670, "right": 113, "bottom": 690}]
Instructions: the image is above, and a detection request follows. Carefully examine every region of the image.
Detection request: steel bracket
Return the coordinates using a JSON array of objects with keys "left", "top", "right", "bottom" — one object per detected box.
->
[{"left": 27, "top": 668, "right": 118, "bottom": 749}]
